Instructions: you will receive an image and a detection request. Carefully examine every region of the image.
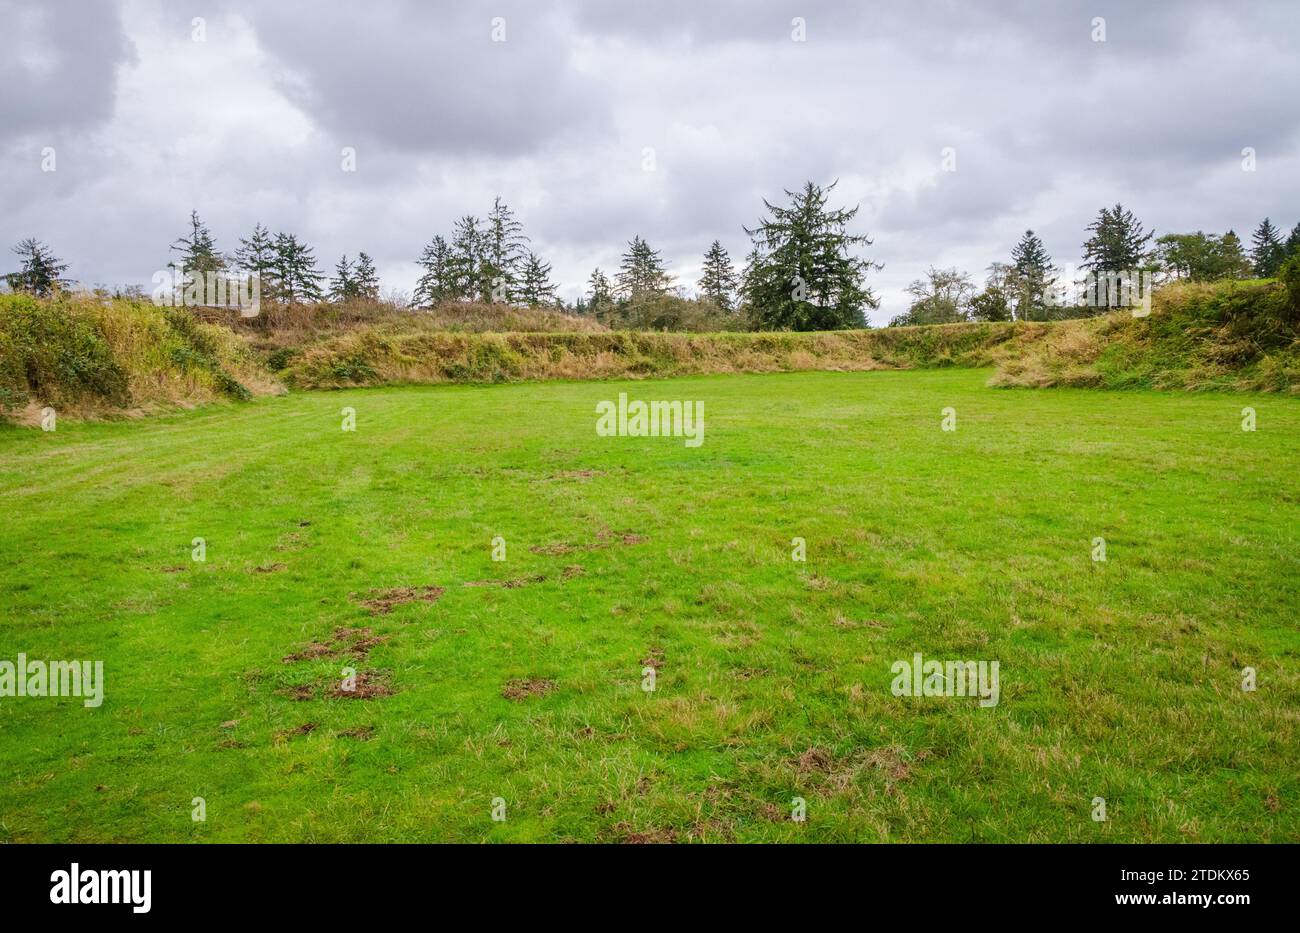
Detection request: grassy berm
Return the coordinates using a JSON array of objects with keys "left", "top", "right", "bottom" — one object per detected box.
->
[{"left": 3, "top": 277, "right": 1296, "bottom": 425}]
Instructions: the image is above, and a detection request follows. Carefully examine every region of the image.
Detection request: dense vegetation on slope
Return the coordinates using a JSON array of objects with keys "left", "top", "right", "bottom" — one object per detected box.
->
[
  {"left": 990, "top": 279, "right": 1299, "bottom": 393},
  {"left": 2, "top": 273, "right": 1296, "bottom": 423}
]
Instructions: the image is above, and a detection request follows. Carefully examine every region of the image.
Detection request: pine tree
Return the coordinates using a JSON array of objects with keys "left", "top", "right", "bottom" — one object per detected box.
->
[
  {"left": 233, "top": 223, "right": 277, "bottom": 299},
  {"left": 414, "top": 235, "right": 456, "bottom": 307},
  {"left": 518, "top": 251, "right": 557, "bottom": 306},
  {"left": 354, "top": 252, "right": 380, "bottom": 300},
  {"left": 170, "top": 210, "right": 224, "bottom": 271},
  {"left": 1285, "top": 222, "right": 1300, "bottom": 259},
  {"left": 1250, "top": 217, "right": 1286, "bottom": 277},
  {"left": 329, "top": 254, "right": 356, "bottom": 301},
  {"left": 697, "top": 240, "right": 739, "bottom": 311},
  {"left": 6, "top": 238, "right": 70, "bottom": 296},
  {"left": 585, "top": 268, "right": 613, "bottom": 318},
  {"left": 272, "top": 232, "right": 325, "bottom": 304},
  {"left": 1081, "top": 204, "right": 1153, "bottom": 273},
  {"left": 1009, "top": 230, "right": 1056, "bottom": 320},
  {"left": 741, "top": 180, "right": 879, "bottom": 330},
  {"left": 1219, "top": 230, "right": 1252, "bottom": 279},
  {"left": 615, "top": 236, "right": 671, "bottom": 298},
  {"left": 449, "top": 216, "right": 485, "bottom": 301},
  {"left": 481, "top": 197, "right": 529, "bottom": 303}
]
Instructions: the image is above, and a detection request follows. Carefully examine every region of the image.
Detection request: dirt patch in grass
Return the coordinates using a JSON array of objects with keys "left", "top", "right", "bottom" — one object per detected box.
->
[
  {"left": 549, "top": 469, "right": 606, "bottom": 481},
  {"left": 282, "top": 626, "right": 387, "bottom": 663},
  {"left": 640, "top": 647, "right": 665, "bottom": 669},
  {"left": 462, "top": 574, "right": 547, "bottom": 589},
  {"left": 274, "top": 722, "right": 318, "bottom": 741},
  {"left": 280, "top": 669, "right": 394, "bottom": 701},
  {"left": 793, "top": 744, "right": 927, "bottom": 792},
  {"left": 501, "top": 677, "right": 556, "bottom": 701},
  {"left": 561, "top": 564, "right": 585, "bottom": 580},
  {"left": 251, "top": 562, "right": 286, "bottom": 574},
  {"left": 336, "top": 725, "right": 376, "bottom": 740},
  {"left": 355, "top": 585, "right": 444, "bottom": 615},
  {"left": 530, "top": 530, "right": 647, "bottom": 556},
  {"left": 332, "top": 670, "right": 394, "bottom": 699},
  {"left": 161, "top": 565, "right": 187, "bottom": 573},
  {"left": 614, "top": 823, "right": 678, "bottom": 844},
  {"left": 530, "top": 542, "right": 578, "bottom": 556}
]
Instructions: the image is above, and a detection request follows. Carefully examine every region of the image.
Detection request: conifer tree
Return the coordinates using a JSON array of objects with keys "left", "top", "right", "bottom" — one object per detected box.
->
[
  {"left": 272, "top": 232, "right": 325, "bottom": 304},
  {"left": 5, "top": 238, "right": 70, "bottom": 296},
  {"left": 449, "top": 215, "right": 485, "bottom": 301},
  {"left": 169, "top": 210, "right": 225, "bottom": 297},
  {"left": 741, "top": 180, "right": 879, "bottom": 330},
  {"left": 354, "top": 252, "right": 380, "bottom": 300},
  {"left": 233, "top": 223, "right": 277, "bottom": 298},
  {"left": 615, "top": 235, "right": 671, "bottom": 298},
  {"left": 1081, "top": 204, "right": 1153, "bottom": 272},
  {"left": 329, "top": 254, "right": 356, "bottom": 301},
  {"left": 481, "top": 197, "right": 529, "bottom": 303},
  {"left": 1285, "top": 222, "right": 1300, "bottom": 260},
  {"left": 1250, "top": 217, "right": 1286, "bottom": 277},
  {"left": 697, "top": 239, "right": 739, "bottom": 311},
  {"left": 414, "top": 235, "right": 456, "bottom": 307},
  {"left": 1009, "top": 229, "right": 1056, "bottom": 320},
  {"left": 518, "top": 251, "right": 557, "bottom": 306},
  {"left": 585, "top": 268, "right": 613, "bottom": 318}
]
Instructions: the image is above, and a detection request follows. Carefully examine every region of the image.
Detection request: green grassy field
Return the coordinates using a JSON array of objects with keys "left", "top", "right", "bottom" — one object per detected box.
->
[{"left": 1, "top": 369, "right": 1297, "bottom": 842}]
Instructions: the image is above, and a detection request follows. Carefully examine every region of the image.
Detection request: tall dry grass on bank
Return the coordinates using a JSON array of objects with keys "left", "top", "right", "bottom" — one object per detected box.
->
[
  {"left": 0, "top": 293, "right": 278, "bottom": 424},
  {"left": 280, "top": 321, "right": 1056, "bottom": 389},
  {"left": 989, "top": 279, "right": 1300, "bottom": 393}
]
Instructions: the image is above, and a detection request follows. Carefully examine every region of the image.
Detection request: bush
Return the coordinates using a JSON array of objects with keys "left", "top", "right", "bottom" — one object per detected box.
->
[{"left": 0, "top": 294, "right": 129, "bottom": 408}]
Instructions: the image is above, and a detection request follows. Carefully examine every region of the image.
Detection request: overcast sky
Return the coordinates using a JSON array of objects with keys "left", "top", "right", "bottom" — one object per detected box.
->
[{"left": 3, "top": 0, "right": 1298, "bottom": 322}]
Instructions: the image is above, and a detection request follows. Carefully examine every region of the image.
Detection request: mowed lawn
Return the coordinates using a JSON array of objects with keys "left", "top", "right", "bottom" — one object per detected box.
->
[{"left": 1, "top": 369, "right": 1297, "bottom": 843}]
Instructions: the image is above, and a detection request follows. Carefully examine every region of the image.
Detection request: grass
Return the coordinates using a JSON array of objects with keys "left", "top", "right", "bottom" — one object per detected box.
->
[{"left": 1, "top": 368, "right": 1297, "bottom": 842}]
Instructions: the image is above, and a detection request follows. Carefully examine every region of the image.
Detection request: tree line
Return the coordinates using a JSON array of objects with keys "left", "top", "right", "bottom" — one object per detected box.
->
[
  {"left": 891, "top": 207, "right": 1300, "bottom": 326},
  {"left": 8, "top": 188, "right": 1299, "bottom": 331}
]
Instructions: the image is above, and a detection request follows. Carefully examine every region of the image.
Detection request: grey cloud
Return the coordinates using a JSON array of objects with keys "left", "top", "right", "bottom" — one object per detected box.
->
[
  {"left": 2, "top": 0, "right": 1298, "bottom": 323},
  {"left": 0, "top": 0, "right": 134, "bottom": 137}
]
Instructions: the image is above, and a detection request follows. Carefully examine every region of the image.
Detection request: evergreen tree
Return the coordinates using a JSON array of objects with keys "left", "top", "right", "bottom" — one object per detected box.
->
[
  {"left": 697, "top": 239, "right": 739, "bottom": 311},
  {"left": 1285, "top": 222, "right": 1300, "bottom": 259},
  {"left": 1081, "top": 203, "right": 1153, "bottom": 272},
  {"left": 272, "top": 232, "right": 325, "bottom": 304},
  {"left": 518, "top": 251, "right": 557, "bottom": 306},
  {"left": 449, "top": 215, "right": 485, "bottom": 301},
  {"left": 170, "top": 210, "right": 225, "bottom": 297},
  {"left": 741, "top": 180, "right": 879, "bottom": 330},
  {"left": 329, "top": 254, "right": 357, "bottom": 301},
  {"left": 6, "top": 238, "right": 70, "bottom": 296},
  {"left": 481, "top": 197, "right": 529, "bottom": 303},
  {"left": 1219, "top": 230, "right": 1252, "bottom": 279},
  {"left": 616, "top": 236, "right": 671, "bottom": 298},
  {"left": 1009, "top": 229, "right": 1056, "bottom": 320},
  {"left": 413, "top": 235, "right": 456, "bottom": 307},
  {"left": 354, "top": 252, "right": 380, "bottom": 300},
  {"left": 1250, "top": 217, "right": 1286, "bottom": 277},
  {"left": 233, "top": 223, "right": 277, "bottom": 298},
  {"left": 587, "top": 266, "right": 616, "bottom": 322}
]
